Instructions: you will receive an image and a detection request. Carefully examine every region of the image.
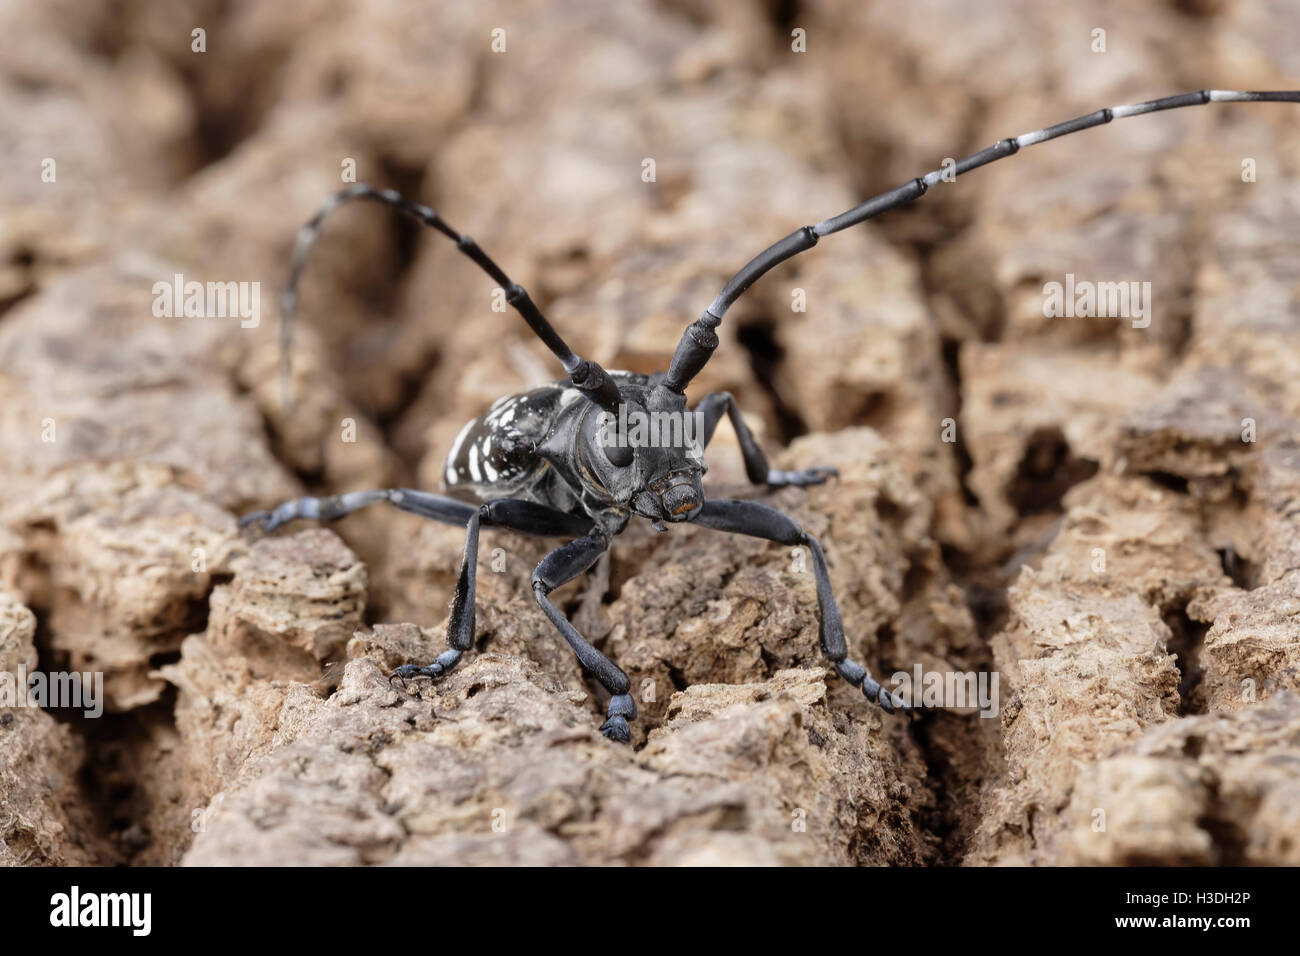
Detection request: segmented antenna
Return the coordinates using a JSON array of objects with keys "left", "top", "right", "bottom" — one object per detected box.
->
[
  {"left": 278, "top": 184, "right": 623, "bottom": 417},
  {"left": 662, "top": 89, "right": 1300, "bottom": 393}
]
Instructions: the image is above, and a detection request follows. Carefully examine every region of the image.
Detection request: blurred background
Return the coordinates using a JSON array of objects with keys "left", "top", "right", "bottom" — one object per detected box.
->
[{"left": 2, "top": 0, "right": 1298, "bottom": 866}]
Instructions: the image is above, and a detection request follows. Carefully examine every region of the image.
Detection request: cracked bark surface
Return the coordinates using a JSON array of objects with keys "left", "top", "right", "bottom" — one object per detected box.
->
[{"left": 1, "top": 0, "right": 1299, "bottom": 865}]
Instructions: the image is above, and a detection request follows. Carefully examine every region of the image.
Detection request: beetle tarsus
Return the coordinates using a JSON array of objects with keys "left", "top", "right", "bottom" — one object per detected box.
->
[
  {"left": 389, "top": 649, "right": 463, "bottom": 689},
  {"left": 766, "top": 466, "right": 838, "bottom": 488},
  {"left": 599, "top": 715, "right": 632, "bottom": 743}
]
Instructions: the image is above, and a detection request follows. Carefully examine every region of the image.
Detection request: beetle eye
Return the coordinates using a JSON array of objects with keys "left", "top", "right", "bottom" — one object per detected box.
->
[{"left": 604, "top": 443, "right": 634, "bottom": 468}]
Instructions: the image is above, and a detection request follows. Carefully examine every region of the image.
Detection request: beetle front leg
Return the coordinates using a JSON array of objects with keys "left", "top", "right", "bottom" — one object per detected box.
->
[
  {"left": 530, "top": 531, "right": 637, "bottom": 743},
  {"left": 391, "top": 499, "right": 593, "bottom": 687},
  {"left": 692, "top": 498, "right": 909, "bottom": 714},
  {"left": 695, "top": 392, "right": 837, "bottom": 488}
]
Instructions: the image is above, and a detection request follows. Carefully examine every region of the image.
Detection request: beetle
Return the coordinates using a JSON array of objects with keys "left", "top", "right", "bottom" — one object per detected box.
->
[{"left": 241, "top": 89, "right": 1299, "bottom": 741}]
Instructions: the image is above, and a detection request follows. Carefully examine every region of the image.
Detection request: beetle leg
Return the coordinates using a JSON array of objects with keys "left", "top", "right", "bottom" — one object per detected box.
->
[
  {"left": 530, "top": 531, "right": 637, "bottom": 743},
  {"left": 239, "top": 488, "right": 478, "bottom": 533},
  {"left": 390, "top": 499, "right": 593, "bottom": 688},
  {"left": 695, "top": 392, "right": 837, "bottom": 488},
  {"left": 691, "top": 498, "right": 910, "bottom": 714}
]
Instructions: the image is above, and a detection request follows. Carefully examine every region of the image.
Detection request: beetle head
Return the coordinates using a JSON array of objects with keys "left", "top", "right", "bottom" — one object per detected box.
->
[
  {"left": 630, "top": 385, "right": 706, "bottom": 522},
  {"left": 577, "top": 386, "right": 706, "bottom": 522}
]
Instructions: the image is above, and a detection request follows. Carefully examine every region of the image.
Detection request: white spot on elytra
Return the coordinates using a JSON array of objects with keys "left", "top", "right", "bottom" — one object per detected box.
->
[{"left": 449, "top": 419, "right": 474, "bottom": 460}]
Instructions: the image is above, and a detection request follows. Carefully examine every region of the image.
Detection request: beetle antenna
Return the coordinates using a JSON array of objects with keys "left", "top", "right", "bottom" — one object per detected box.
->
[
  {"left": 278, "top": 184, "right": 623, "bottom": 417},
  {"left": 662, "top": 89, "right": 1300, "bottom": 394}
]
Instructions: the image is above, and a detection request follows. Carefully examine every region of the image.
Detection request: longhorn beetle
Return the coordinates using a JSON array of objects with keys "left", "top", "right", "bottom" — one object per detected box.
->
[{"left": 242, "top": 90, "right": 1300, "bottom": 742}]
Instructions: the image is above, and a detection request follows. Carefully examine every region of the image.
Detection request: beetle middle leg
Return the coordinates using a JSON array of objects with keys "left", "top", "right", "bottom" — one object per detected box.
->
[
  {"left": 692, "top": 498, "right": 909, "bottom": 713},
  {"left": 695, "top": 391, "right": 838, "bottom": 488},
  {"left": 240, "top": 491, "right": 597, "bottom": 685},
  {"left": 531, "top": 531, "right": 637, "bottom": 743}
]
